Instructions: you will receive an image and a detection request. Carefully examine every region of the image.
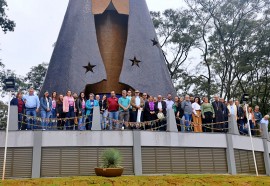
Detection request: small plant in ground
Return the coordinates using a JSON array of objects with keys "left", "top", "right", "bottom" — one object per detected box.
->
[{"left": 101, "top": 149, "right": 122, "bottom": 168}]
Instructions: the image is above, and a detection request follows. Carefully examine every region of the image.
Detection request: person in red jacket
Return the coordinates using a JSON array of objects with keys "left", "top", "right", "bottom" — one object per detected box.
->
[
  {"left": 10, "top": 92, "right": 25, "bottom": 130},
  {"left": 107, "top": 91, "right": 119, "bottom": 130}
]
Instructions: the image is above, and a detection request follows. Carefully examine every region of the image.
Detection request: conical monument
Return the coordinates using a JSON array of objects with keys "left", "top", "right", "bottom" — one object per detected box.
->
[{"left": 41, "top": 0, "right": 176, "bottom": 96}]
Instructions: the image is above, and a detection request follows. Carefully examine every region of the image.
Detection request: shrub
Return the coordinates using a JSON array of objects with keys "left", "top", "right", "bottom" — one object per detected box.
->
[{"left": 101, "top": 149, "right": 122, "bottom": 168}]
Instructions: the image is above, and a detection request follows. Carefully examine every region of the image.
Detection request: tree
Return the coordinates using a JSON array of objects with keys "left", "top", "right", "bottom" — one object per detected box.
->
[
  {"left": 24, "top": 62, "right": 48, "bottom": 92},
  {"left": 0, "top": 100, "right": 7, "bottom": 130},
  {"left": 0, "top": 0, "right": 15, "bottom": 33},
  {"left": 150, "top": 9, "right": 200, "bottom": 89}
]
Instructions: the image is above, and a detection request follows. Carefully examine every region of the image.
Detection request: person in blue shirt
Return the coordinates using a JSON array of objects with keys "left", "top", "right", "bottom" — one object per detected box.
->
[
  {"left": 40, "top": 91, "right": 52, "bottom": 130},
  {"left": 118, "top": 90, "right": 130, "bottom": 129},
  {"left": 22, "top": 87, "right": 40, "bottom": 130},
  {"left": 85, "top": 93, "right": 99, "bottom": 130}
]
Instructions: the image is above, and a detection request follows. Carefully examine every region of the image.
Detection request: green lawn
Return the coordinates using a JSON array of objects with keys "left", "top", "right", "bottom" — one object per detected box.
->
[{"left": 1, "top": 175, "right": 270, "bottom": 186}]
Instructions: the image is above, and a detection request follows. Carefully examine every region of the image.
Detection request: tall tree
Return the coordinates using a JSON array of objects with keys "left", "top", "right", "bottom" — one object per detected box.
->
[
  {"left": 0, "top": 0, "right": 15, "bottom": 33},
  {"left": 24, "top": 62, "right": 48, "bottom": 92},
  {"left": 150, "top": 9, "right": 200, "bottom": 89}
]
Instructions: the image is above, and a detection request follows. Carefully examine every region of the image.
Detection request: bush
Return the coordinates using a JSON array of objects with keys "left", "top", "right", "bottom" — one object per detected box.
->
[{"left": 101, "top": 148, "right": 122, "bottom": 168}]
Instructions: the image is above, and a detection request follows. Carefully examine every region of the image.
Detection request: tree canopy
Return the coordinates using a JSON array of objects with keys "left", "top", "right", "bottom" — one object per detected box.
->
[
  {"left": 0, "top": 0, "right": 15, "bottom": 33},
  {"left": 151, "top": 0, "right": 270, "bottom": 114}
]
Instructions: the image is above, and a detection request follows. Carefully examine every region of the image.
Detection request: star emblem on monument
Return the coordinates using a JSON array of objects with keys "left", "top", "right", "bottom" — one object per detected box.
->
[
  {"left": 83, "top": 62, "right": 96, "bottom": 73},
  {"left": 151, "top": 38, "right": 159, "bottom": 46},
  {"left": 130, "top": 57, "right": 141, "bottom": 67}
]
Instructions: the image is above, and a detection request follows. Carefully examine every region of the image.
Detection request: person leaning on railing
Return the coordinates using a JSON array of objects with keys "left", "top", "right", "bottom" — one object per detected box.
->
[
  {"left": 201, "top": 97, "right": 215, "bottom": 132},
  {"left": 10, "top": 92, "right": 25, "bottom": 130}
]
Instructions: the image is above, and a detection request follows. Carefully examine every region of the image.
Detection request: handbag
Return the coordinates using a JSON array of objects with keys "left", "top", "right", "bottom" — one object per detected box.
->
[{"left": 157, "top": 112, "right": 165, "bottom": 120}]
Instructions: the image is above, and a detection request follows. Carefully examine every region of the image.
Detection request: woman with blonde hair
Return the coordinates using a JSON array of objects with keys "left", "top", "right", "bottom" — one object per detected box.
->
[{"left": 247, "top": 107, "right": 256, "bottom": 135}]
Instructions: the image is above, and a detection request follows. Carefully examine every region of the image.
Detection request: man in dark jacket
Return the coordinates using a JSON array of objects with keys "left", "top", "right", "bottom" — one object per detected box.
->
[
  {"left": 10, "top": 92, "right": 25, "bottom": 130},
  {"left": 235, "top": 100, "right": 246, "bottom": 134},
  {"left": 155, "top": 95, "right": 167, "bottom": 131},
  {"left": 212, "top": 95, "right": 225, "bottom": 132}
]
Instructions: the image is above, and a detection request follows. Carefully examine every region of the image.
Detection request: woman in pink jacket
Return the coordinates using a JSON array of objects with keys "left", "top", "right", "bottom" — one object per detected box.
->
[{"left": 63, "top": 90, "right": 76, "bottom": 130}]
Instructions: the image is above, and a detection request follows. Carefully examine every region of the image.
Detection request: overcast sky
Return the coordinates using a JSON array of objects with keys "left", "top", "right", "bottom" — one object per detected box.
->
[{"left": 0, "top": 0, "right": 184, "bottom": 76}]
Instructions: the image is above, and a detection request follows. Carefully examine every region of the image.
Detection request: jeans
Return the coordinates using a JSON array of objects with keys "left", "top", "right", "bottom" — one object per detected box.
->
[
  {"left": 118, "top": 111, "right": 129, "bottom": 129},
  {"left": 18, "top": 113, "right": 23, "bottom": 130},
  {"left": 238, "top": 119, "right": 247, "bottom": 134},
  {"left": 49, "top": 108, "right": 57, "bottom": 130},
  {"left": 100, "top": 110, "right": 108, "bottom": 130},
  {"left": 109, "top": 111, "right": 119, "bottom": 130},
  {"left": 26, "top": 108, "right": 37, "bottom": 130},
  {"left": 249, "top": 120, "right": 255, "bottom": 136},
  {"left": 78, "top": 109, "right": 86, "bottom": 131},
  {"left": 65, "top": 106, "right": 75, "bottom": 130},
  {"left": 41, "top": 110, "right": 51, "bottom": 130},
  {"left": 184, "top": 113, "right": 192, "bottom": 132},
  {"left": 87, "top": 109, "right": 93, "bottom": 130}
]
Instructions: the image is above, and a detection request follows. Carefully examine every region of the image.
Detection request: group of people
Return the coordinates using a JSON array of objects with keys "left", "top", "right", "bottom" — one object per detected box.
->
[{"left": 10, "top": 87, "right": 269, "bottom": 135}]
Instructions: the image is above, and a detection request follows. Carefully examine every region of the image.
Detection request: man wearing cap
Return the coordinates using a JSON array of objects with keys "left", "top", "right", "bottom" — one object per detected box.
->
[
  {"left": 130, "top": 90, "right": 144, "bottom": 124},
  {"left": 23, "top": 87, "right": 40, "bottom": 130}
]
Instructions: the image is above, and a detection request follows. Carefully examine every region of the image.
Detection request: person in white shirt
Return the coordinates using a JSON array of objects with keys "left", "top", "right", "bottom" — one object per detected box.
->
[
  {"left": 260, "top": 115, "right": 269, "bottom": 134},
  {"left": 191, "top": 97, "right": 202, "bottom": 132},
  {"left": 165, "top": 93, "right": 174, "bottom": 110},
  {"left": 227, "top": 99, "right": 237, "bottom": 121}
]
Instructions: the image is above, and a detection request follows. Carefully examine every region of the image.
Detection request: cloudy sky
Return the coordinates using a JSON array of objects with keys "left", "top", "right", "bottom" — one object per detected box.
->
[{"left": 0, "top": 0, "right": 185, "bottom": 76}]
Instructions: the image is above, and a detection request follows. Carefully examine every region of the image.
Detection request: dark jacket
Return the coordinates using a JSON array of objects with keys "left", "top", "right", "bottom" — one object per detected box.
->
[
  {"left": 40, "top": 97, "right": 52, "bottom": 112},
  {"left": 99, "top": 100, "right": 107, "bottom": 111},
  {"left": 56, "top": 101, "right": 64, "bottom": 115},
  {"left": 237, "top": 105, "right": 244, "bottom": 118},
  {"left": 10, "top": 97, "right": 25, "bottom": 113},
  {"left": 154, "top": 101, "right": 167, "bottom": 116},
  {"left": 144, "top": 101, "right": 157, "bottom": 121},
  {"left": 174, "top": 103, "right": 184, "bottom": 118},
  {"left": 76, "top": 98, "right": 86, "bottom": 114}
]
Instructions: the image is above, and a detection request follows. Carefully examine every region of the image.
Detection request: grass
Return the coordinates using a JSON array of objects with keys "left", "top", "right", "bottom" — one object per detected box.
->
[{"left": 0, "top": 175, "right": 270, "bottom": 186}]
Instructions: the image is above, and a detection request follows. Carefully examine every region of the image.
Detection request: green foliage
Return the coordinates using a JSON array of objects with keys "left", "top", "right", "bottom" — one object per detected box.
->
[
  {"left": 150, "top": 9, "right": 200, "bottom": 83},
  {"left": 101, "top": 149, "right": 122, "bottom": 168},
  {"left": 0, "top": 100, "right": 7, "bottom": 130},
  {"left": 152, "top": 0, "right": 270, "bottom": 114},
  {"left": 1, "top": 175, "right": 270, "bottom": 186},
  {"left": 24, "top": 62, "right": 48, "bottom": 92},
  {"left": 0, "top": 0, "right": 15, "bottom": 33}
]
